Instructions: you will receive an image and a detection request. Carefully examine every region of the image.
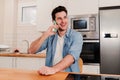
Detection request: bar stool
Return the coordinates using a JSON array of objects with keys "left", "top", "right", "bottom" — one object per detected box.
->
[{"left": 78, "top": 58, "right": 83, "bottom": 73}]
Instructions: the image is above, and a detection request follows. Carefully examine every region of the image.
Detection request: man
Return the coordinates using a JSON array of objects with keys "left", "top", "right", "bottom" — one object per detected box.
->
[{"left": 28, "top": 6, "right": 83, "bottom": 75}]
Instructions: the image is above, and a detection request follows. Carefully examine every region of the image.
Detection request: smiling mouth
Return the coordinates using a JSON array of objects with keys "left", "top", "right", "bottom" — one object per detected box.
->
[{"left": 61, "top": 24, "right": 66, "bottom": 27}]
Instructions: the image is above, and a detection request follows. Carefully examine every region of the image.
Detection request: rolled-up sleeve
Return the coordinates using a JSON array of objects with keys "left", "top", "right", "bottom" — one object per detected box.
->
[
  {"left": 36, "top": 38, "right": 48, "bottom": 53},
  {"left": 68, "top": 32, "right": 83, "bottom": 61}
]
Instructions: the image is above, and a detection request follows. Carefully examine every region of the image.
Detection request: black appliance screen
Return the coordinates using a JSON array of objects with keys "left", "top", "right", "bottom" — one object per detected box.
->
[
  {"left": 65, "top": 74, "right": 101, "bottom": 80},
  {"left": 73, "top": 20, "right": 87, "bottom": 29},
  {"left": 65, "top": 74, "right": 120, "bottom": 80}
]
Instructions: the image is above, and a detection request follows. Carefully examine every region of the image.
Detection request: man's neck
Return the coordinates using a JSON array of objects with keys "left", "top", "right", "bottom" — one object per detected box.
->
[{"left": 58, "top": 30, "right": 66, "bottom": 37}]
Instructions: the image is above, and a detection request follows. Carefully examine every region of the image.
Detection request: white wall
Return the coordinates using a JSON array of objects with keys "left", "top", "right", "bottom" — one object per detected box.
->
[
  {"left": 0, "top": 0, "right": 18, "bottom": 52},
  {"left": 99, "top": 0, "right": 120, "bottom": 7},
  {"left": 16, "top": 0, "right": 43, "bottom": 53},
  {"left": 16, "top": 25, "right": 42, "bottom": 53},
  {"left": 3, "top": 0, "right": 18, "bottom": 52},
  {"left": 0, "top": 0, "right": 4, "bottom": 43},
  {"left": 67, "top": 0, "right": 98, "bottom": 15}
]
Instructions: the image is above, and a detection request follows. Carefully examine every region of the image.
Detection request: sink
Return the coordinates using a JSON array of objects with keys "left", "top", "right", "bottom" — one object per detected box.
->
[{"left": 0, "top": 44, "right": 10, "bottom": 52}]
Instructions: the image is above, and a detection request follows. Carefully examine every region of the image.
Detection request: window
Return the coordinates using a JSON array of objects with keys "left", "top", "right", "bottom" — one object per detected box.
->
[
  {"left": 22, "top": 6, "right": 36, "bottom": 25},
  {"left": 18, "top": 2, "right": 36, "bottom": 25}
]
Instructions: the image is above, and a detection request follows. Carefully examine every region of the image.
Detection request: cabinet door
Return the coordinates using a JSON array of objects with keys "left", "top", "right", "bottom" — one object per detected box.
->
[
  {"left": 67, "top": 0, "right": 98, "bottom": 15},
  {"left": 82, "top": 64, "right": 100, "bottom": 74},
  {"left": 99, "top": 0, "right": 120, "bottom": 7},
  {"left": 0, "top": 57, "right": 13, "bottom": 68},
  {"left": 15, "top": 57, "right": 45, "bottom": 70}
]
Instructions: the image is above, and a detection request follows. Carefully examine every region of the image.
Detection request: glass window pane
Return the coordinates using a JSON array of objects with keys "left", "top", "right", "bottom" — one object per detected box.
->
[{"left": 22, "top": 6, "right": 36, "bottom": 25}]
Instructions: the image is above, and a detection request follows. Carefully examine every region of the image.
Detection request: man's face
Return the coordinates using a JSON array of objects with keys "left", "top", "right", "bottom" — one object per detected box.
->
[{"left": 55, "top": 11, "right": 68, "bottom": 31}]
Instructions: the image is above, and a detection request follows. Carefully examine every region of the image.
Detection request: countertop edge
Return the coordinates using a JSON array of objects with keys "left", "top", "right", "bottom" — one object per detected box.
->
[{"left": 0, "top": 53, "right": 46, "bottom": 58}]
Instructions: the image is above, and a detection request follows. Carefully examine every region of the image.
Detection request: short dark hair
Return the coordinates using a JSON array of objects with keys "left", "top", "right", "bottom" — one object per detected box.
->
[{"left": 51, "top": 6, "right": 67, "bottom": 20}]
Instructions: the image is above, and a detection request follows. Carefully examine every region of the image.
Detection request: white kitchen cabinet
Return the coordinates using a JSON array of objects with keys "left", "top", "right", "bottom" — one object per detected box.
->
[
  {"left": 67, "top": 0, "right": 99, "bottom": 15},
  {"left": 82, "top": 64, "right": 100, "bottom": 74},
  {"left": 99, "top": 0, "right": 120, "bottom": 7},
  {"left": 15, "top": 57, "right": 45, "bottom": 70},
  {"left": 0, "top": 56, "right": 45, "bottom": 70},
  {"left": 0, "top": 57, "right": 13, "bottom": 68}
]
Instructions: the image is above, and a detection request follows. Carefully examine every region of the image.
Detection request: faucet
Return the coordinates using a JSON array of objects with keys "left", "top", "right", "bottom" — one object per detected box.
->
[{"left": 22, "top": 40, "right": 29, "bottom": 53}]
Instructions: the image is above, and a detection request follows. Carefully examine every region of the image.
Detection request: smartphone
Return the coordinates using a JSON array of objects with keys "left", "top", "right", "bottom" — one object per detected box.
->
[
  {"left": 52, "top": 20, "right": 58, "bottom": 32},
  {"left": 53, "top": 20, "right": 57, "bottom": 25}
]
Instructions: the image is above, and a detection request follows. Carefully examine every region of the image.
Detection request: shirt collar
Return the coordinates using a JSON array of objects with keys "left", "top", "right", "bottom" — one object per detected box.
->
[
  {"left": 56, "top": 27, "right": 71, "bottom": 38},
  {"left": 65, "top": 27, "right": 70, "bottom": 38}
]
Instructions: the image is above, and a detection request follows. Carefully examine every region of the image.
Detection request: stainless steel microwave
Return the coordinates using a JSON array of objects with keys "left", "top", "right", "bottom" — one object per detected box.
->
[{"left": 70, "top": 14, "right": 97, "bottom": 32}]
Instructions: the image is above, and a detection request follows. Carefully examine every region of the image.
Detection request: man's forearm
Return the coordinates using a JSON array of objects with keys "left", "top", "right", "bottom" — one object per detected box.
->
[
  {"left": 52, "top": 54, "right": 74, "bottom": 72},
  {"left": 28, "top": 33, "right": 49, "bottom": 54}
]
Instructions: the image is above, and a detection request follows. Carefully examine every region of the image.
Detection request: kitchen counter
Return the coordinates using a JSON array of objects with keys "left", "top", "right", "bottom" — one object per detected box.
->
[
  {"left": 0, "top": 68, "right": 120, "bottom": 80},
  {"left": 0, "top": 53, "right": 46, "bottom": 58},
  {"left": 0, "top": 68, "right": 68, "bottom": 80}
]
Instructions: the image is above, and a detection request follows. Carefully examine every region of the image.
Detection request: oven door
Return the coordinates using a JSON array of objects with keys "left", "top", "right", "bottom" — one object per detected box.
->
[{"left": 80, "top": 40, "right": 100, "bottom": 63}]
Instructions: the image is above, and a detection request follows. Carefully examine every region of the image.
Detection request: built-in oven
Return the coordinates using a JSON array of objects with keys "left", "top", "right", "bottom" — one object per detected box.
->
[{"left": 80, "top": 40, "right": 100, "bottom": 63}]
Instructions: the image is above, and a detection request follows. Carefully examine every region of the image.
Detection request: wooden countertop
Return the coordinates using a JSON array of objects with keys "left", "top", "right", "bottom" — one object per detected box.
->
[
  {"left": 0, "top": 68, "right": 68, "bottom": 80},
  {"left": 0, "top": 68, "right": 120, "bottom": 80},
  {"left": 0, "top": 53, "right": 46, "bottom": 58}
]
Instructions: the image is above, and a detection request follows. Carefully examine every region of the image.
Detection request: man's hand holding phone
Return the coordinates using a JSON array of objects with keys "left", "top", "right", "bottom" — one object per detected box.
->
[
  {"left": 52, "top": 21, "right": 58, "bottom": 32},
  {"left": 44, "top": 20, "right": 59, "bottom": 37}
]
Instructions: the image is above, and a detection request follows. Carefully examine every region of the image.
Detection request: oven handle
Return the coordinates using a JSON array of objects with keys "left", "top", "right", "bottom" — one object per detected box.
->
[{"left": 83, "top": 40, "right": 99, "bottom": 43}]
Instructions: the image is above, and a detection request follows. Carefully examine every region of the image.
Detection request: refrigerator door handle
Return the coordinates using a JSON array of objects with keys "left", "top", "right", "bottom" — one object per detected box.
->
[{"left": 104, "top": 33, "right": 118, "bottom": 38}]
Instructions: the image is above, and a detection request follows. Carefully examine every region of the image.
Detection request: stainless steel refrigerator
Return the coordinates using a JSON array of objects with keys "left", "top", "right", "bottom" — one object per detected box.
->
[{"left": 100, "top": 6, "right": 120, "bottom": 74}]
